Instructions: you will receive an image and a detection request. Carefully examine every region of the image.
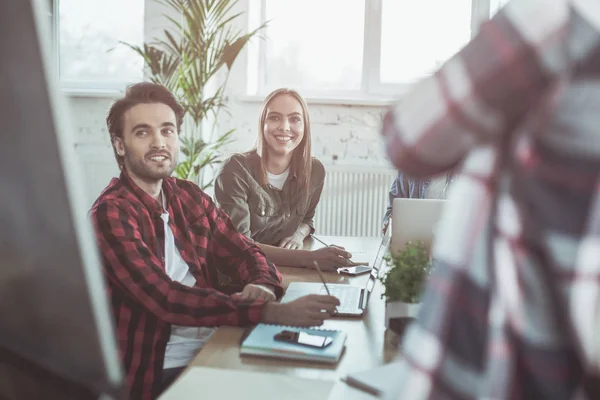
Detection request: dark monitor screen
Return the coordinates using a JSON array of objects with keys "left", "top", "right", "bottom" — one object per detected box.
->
[{"left": 0, "top": 0, "right": 123, "bottom": 397}]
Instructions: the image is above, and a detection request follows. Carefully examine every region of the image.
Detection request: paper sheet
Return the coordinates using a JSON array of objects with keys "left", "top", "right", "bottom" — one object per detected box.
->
[
  {"left": 160, "top": 367, "right": 334, "bottom": 400},
  {"left": 344, "top": 362, "right": 403, "bottom": 397}
]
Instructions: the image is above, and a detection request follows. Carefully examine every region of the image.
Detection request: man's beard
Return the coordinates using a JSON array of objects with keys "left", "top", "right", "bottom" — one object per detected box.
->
[{"left": 125, "top": 153, "right": 177, "bottom": 182}]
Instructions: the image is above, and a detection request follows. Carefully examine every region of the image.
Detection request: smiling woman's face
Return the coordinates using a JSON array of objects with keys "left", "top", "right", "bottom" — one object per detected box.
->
[{"left": 262, "top": 94, "right": 305, "bottom": 157}]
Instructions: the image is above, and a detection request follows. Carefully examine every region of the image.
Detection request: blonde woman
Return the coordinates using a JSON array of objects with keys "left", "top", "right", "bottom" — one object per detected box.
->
[{"left": 215, "top": 88, "right": 352, "bottom": 270}]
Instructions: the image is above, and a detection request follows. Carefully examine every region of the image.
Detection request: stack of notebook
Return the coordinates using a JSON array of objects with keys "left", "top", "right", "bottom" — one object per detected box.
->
[{"left": 240, "top": 324, "right": 347, "bottom": 364}]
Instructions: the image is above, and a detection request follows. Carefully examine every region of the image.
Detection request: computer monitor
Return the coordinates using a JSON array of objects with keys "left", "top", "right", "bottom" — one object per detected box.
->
[{"left": 0, "top": 0, "right": 123, "bottom": 398}]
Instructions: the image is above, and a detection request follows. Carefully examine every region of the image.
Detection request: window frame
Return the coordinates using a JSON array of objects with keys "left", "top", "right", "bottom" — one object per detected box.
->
[{"left": 252, "top": 0, "right": 499, "bottom": 100}]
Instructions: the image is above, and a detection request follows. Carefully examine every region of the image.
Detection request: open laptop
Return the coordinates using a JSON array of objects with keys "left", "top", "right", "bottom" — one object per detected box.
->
[
  {"left": 390, "top": 198, "right": 447, "bottom": 254},
  {"left": 281, "top": 227, "right": 392, "bottom": 317}
]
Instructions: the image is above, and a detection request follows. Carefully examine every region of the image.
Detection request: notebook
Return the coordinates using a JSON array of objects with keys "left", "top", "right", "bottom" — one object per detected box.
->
[{"left": 240, "top": 324, "right": 347, "bottom": 364}]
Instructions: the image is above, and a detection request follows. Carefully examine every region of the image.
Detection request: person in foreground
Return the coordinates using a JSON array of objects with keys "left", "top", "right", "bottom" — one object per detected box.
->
[
  {"left": 90, "top": 83, "right": 339, "bottom": 400},
  {"left": 215, "top": 88, "right": 353, "bottom": 271},
  {"left": 381, "top": 171, "right": 455, "bottom": 234},
  {"left": 382, "top": 0, "right": 600, "bottom": 398}
]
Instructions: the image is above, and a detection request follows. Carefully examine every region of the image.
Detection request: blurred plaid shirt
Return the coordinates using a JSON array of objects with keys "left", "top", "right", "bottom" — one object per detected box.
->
[
  {"left": 90, "top": 170, "right": 283, "bottom": 400},
  {"left": 382, "top": 0, "right": 600, "bottom": 398}
]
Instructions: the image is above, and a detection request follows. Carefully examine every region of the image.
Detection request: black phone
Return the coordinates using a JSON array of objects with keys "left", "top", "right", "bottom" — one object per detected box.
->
[
  {"left": 338, "top": 265, "right": 372, "bottom": 276},
  {"left": 273, "top": 330, "right": 333, "bottom": 348}
]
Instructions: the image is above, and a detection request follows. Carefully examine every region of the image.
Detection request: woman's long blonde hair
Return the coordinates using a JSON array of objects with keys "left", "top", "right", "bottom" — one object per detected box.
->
[{"left": 255, "top": 88, "right": 312, "bottom": 194}]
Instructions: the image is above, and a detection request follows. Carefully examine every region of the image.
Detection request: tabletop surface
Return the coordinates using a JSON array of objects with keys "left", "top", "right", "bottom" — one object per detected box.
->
[{"left": 173, "top": 236, "right": 401, "bottom": 400}]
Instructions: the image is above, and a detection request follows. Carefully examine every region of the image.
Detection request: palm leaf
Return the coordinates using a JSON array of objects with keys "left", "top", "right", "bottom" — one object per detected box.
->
[{"left": 122, "top": 0, "right": 265, "bottom": 184}]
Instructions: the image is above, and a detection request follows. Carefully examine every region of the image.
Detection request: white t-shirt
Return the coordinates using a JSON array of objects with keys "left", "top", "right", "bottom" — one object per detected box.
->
[
  {"left": 267, "top": 167, "right": 290, "bottom": 190},
  {"left": 161, "top": 203, "right": 215, "bottom": 369}
]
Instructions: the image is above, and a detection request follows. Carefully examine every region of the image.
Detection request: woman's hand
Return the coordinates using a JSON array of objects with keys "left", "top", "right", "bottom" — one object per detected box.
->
[
  {"left": 310, "top": 246, "right": 353, "bottom": 271},
  {"left": 279, "top": 231, "right": 305, "bottom": 250}
]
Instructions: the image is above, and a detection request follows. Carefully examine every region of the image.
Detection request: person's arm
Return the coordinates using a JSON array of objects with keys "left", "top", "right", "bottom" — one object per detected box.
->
[
  {"left": 381, "top": 0, "right": 572, "bottom": 177},
  {"left": 254, "top": 242, "right": 349, "bottom": 269},
  {"left": 280, "top": 162, "right": 325, "bottom": 248},
  {"left": 384, "top": 172, "right": 406, "bottom": 220},
  {"left": 216, "top": 158, "right": 351, "bottom": 269},
  {"left": 299, "top": 164, "right": 325, "bottom": 237},
  {"left": 203, "top": 196, "right": 284, "bottom": 298},
  {"left": 382, "top": 172, "right": 410, "bottom": 233},
  {"left": 91, "top": 200, "right": 267, "bottom": 327},
  {"left": 214, "top": 160, "right": 252, "bottom": 237}
]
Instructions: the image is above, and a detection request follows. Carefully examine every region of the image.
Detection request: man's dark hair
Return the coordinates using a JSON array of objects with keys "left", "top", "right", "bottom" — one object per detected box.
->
[{"left": 106, "top": 82, "right": 185, "bottom": 167}]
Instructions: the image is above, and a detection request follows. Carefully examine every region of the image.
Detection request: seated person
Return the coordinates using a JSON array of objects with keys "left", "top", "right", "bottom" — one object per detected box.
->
[
  {"left": 381, "top": 171, "right": 454, "bottom": 233},
  {"left": 90, "top": 83, "right": 340, "bottom": 400},
  {"left": 215, "top": 88, "right": 352, "bottom": 271}
]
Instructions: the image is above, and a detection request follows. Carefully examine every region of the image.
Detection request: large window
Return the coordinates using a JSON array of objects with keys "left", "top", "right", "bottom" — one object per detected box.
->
[
  {"left": 263, "top": 0, "right": 365, "bottom": 93},
  {"left": 252, "top": 0, "right": 511, "bottom": 99},
  {"left": 380, "top": 0, "right": 472, "bottom": 84},
  {"left": 57, "top": 0, "right": 144, "bottom": 91}
]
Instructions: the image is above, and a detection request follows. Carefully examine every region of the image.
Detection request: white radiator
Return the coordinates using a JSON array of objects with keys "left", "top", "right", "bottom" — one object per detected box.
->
[{"left": 314, "top": 165, "right": 398, "bottom": 238}]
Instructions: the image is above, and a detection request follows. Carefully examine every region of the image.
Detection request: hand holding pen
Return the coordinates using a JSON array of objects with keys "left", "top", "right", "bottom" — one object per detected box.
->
[
  {"left": 311, "top": 235, "right": 369, "bottom": 268},
  {"left": 312, "top": 261, "right": 340, "bottom": 316},
  {"left": 312, "top": 261, "right": 332, "bottom": 296}
]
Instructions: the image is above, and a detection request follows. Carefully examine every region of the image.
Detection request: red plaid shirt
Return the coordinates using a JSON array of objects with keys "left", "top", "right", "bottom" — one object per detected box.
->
[
  {"left": 382, "top": 0, "right": 600, "bottom": 398},
  {"left": 90, "top": 171, "right": 283, "bottom": 400}
]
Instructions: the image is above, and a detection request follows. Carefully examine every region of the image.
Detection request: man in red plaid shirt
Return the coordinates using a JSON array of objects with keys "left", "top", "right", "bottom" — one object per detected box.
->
[{"left": 90, "top": 83, "right": 340, "bottom": 400}]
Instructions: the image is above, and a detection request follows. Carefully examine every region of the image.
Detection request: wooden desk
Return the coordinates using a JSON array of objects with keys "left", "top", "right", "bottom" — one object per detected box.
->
[{"left": 185, "top": 236, "right": 397, "bottom": 399}]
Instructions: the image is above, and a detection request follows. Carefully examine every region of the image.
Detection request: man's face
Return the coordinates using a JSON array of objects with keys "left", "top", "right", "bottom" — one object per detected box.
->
[{"left": 113, "top": 102, "right": 179, "bottom": 184}]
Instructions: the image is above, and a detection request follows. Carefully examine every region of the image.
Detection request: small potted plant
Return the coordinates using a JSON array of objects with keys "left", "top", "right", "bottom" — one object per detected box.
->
[{"left": 380, "top": 241, "right": 432, "bottom": 333}]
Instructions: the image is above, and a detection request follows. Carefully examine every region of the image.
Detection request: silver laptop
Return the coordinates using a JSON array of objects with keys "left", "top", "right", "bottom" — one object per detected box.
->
[
  {"left": 281, "top": 228, "right": 392, "bottom": 317},
  {"left": 390, "top": 198, "right": 447, "bottom": 254}
]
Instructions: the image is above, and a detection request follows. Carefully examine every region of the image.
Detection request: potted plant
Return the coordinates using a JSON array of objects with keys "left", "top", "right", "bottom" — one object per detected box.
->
[
  {"left": 380, "top": 241, "right": 432, "bottom": 332},
  {"left": 124, "top": 0, "right": 267, "bottom": 189}
]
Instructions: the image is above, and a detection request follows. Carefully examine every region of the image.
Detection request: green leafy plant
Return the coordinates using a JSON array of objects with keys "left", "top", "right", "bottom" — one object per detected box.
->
[
  {"left": 123, "top": 0, "right": 267, "bottom": 188},
  {"left": 380, "top": 241, "right": 432, "bottom": 304}
]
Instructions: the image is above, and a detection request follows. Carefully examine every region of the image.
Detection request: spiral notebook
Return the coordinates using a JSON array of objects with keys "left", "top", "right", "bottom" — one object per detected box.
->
[{"left": 240, "top": 324, "right": 347, "bottom": 364}]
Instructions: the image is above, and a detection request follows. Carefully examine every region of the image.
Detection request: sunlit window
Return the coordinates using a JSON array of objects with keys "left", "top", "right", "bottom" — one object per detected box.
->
[
  {"left": 262, "top": 0, "right": 365, "bottom": 93},
  {"left": 58, "top": 0, "right": 144, "bottom": 88},
  {"left": 380, "top": 0, "right": 472, "bottom": 84},
  {"left": 257, "top": 0, "right": 497, "bottom": 97}
]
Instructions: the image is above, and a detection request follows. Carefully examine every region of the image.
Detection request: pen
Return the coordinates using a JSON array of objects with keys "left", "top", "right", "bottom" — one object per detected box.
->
[
  {"left": 312, "top": 261, "right": 331, "bottom": 296},
  {"left": 311, "top": 235, "right": 329, "bottom": 248},
  {"left": 312, "top": 235, "right": 361, "bottom": 267}
]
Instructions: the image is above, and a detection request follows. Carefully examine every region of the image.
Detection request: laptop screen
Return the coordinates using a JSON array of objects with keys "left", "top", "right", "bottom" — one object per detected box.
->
[{"left": 364, "top": 226, "right": 392, "bottom": 295}]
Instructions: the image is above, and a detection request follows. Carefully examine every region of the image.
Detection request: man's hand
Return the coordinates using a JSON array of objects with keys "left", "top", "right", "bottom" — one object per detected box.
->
[
  {"left": 278, "top": 231, "right": 304, "bottom": 250},
  {"left": 234, "top": 284, "right": 276, "bottom": 301},
  {"left": 309, "top": 246, "right": 353, "bottom": 271},
  {"left": 261, "top": 294, "right": 340, "bottom": 327}
]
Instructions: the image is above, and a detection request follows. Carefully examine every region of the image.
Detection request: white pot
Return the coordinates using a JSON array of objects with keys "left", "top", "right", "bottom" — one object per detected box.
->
[{"left": 385, "top": 301, "right": 421, "bottom": 328}]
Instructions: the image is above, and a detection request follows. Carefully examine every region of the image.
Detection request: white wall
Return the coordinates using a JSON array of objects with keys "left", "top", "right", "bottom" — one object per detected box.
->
[
  {"left": 66, "top": 0, "right": 397, "bottom": 206},
  {"left": 68, "top": 96, "right": 120, "bottom": 206}
]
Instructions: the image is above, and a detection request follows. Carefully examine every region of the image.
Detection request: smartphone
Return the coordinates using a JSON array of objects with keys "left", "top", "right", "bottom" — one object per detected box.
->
[
  {"left": 338, "top": 265, "right": 372, "bottom": 276},
  {"left": 273, "top": 330, "right": 333, "bottom": 348}
]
